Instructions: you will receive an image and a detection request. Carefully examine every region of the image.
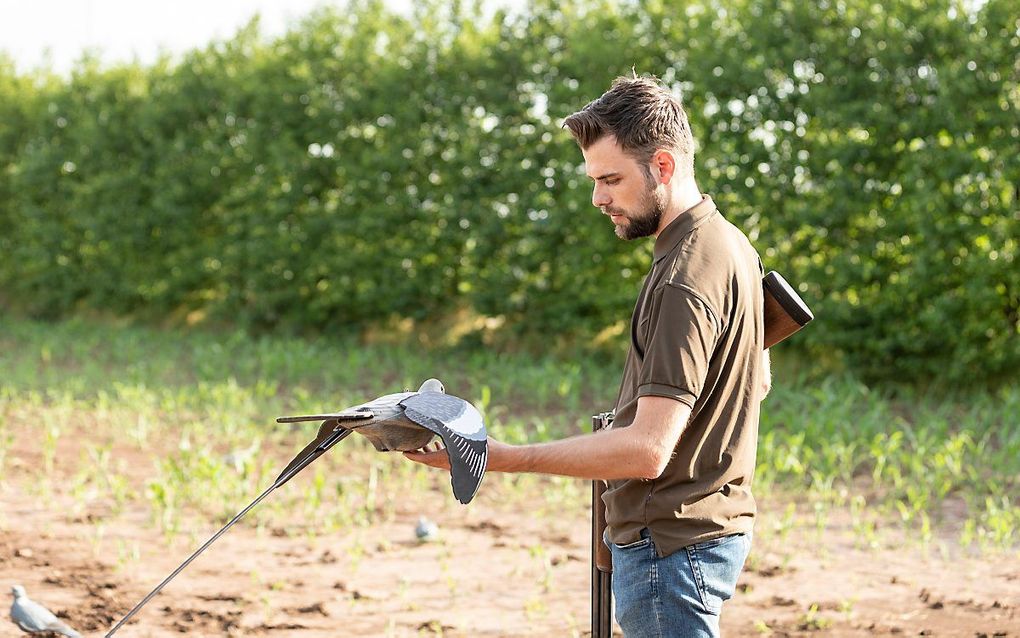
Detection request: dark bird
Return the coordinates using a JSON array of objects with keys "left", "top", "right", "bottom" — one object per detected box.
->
[
  {"left": 9, "top": 586, "right": 81, "bottom": 638},
  {"left": 277, "top": 378, "right": 488, "bottom": 504}
]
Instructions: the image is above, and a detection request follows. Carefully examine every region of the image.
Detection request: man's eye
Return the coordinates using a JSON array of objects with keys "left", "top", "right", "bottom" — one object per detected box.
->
[{"left": 605, "top": 179, "right": 620, "bottom": 185}]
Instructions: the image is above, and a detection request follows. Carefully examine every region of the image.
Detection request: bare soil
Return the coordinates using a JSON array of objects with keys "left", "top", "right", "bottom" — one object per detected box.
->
[{"left": 1, "top": 435, "right": 1017, "bottom": 637}]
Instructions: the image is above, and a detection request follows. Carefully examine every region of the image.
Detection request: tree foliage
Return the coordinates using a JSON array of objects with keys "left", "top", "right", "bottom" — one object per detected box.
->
[{"left": 0, "top": 0, "right": 1016, "bottom": 384}]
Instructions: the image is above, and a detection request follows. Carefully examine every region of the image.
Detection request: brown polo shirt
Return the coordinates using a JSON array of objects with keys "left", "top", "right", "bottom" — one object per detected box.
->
[{"left": 604, "top": 194, "right": 765, "bottom": 557}]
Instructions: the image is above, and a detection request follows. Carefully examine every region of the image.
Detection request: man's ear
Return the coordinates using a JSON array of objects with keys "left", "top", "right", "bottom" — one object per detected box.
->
[{"left": 651, "top": 149, "right": 677, "bottom": 184}]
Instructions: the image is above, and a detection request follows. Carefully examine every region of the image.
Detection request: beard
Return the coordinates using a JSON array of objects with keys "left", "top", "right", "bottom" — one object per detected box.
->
[{"left": 605, "top": 180, "right": 668, "bottom": 240}]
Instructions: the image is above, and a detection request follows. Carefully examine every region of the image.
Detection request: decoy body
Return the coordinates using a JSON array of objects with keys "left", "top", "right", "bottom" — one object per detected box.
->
[
  {"left": 9, "top": 586, "right": 82, "bottom": 638},
  {"left": 277, "top": 378, "right": 488, "bottom": 504}
]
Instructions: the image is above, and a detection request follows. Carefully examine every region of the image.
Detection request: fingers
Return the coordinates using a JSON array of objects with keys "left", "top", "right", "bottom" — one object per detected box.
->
[
  {"left": 413, "top": 440, "right": 445, "bottom": 454},
  {"left": 403, "top": 439, "right": 451, "bottom": 470}
]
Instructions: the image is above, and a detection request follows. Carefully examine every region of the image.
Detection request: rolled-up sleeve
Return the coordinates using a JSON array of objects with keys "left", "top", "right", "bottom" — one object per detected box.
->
[{"left": 636, "top": 284, "right": 721, "bottom": 408}]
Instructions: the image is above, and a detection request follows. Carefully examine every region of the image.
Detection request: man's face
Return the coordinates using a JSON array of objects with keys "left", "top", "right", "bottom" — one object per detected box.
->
[{"left": 582, "top": 135, "right": 666, "bottom": 240}]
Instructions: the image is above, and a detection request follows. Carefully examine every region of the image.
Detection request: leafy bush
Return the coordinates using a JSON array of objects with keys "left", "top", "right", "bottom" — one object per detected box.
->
[{"left": 0, "top": 0, "right": 1016, "bottom": 385}]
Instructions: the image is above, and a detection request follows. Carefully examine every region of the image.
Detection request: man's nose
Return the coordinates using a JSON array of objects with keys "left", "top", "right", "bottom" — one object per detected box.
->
[{"left": 592, "top": 185, "right": 611, "bottom": 208}]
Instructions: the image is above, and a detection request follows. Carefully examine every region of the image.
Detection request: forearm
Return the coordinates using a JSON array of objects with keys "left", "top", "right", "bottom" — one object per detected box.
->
[
  {"left": 404, "top": 396, "right": 691, "bottom": 481},
  {"left": 490, "top": 426, "right": 667, "bottom": 481},
  {"left": 489, "top": 395, "right": 692, "bottom": 481}
]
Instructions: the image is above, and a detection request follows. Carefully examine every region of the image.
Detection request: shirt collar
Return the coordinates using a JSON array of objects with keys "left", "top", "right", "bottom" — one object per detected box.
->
[{"left": 652, "top": 194, "right": 718, "bottom": 262}]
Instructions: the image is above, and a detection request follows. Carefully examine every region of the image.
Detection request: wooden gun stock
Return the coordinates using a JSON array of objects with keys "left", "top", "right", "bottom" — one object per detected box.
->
[{"left": 763, "top": 271, "right": 814, "bottom": 349}]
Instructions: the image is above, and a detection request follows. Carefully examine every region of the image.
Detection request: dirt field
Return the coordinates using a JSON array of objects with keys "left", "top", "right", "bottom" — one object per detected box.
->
[
  {"left": 1, "top": 418, "right": 1017, "bottom": 638},
  {"left": 3, "top": 479, "right": 1017, "bottom": 637}
]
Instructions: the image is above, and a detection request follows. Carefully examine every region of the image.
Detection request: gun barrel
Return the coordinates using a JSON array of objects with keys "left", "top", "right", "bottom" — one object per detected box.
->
[{"left": 591, "top": 412, "right": 614, "bottom": 637}]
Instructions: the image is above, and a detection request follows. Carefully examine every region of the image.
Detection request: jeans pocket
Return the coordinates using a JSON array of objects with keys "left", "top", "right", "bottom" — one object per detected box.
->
[
  {"left": 610, "top": 531, "right": 657, "bottom": 636},
  {"left": 685, "top": 534, "right": 750, "bottom": 615},
  {"left": 613, "top": 536, "right": 652, "bottom": 551}
]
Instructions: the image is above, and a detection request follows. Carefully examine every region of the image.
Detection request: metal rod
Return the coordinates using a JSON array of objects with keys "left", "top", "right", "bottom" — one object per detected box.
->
[
  {"left": 599, "top": 570, "right": 613, "bottom": 636},
  {"left": 105, "top": 483, "right": 277, "bottom": 636},
  {"left": 106, "top": 427, "right": 354, "bottom": 636}
]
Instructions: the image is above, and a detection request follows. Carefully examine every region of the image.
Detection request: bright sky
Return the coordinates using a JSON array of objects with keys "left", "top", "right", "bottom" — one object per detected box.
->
[{"left": 0, "top": 0, "right": 422, "bottom": 75}]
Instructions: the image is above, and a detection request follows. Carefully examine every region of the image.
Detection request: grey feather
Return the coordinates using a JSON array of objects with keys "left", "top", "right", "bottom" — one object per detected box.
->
[
  {"left": 400, "top": 393, "right": 488, "bottom": 504},
  {"left": 400, "top": 392, "right": 486, "bottom": 439}
]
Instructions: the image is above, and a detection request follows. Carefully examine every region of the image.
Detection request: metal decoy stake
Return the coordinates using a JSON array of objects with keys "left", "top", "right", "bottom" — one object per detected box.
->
[{"left": 106, "top": 378, "right": 487, "bottom": 636}]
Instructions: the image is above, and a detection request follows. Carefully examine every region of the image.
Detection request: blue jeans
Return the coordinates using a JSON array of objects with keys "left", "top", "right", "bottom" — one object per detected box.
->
[{"left": 608, "top": 529, "right": 750, "bottom": 638}]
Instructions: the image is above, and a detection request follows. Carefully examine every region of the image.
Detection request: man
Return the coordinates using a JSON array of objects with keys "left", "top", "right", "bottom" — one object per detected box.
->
[{"left": 406, "top": 75, "right": 769, "bottom": 637}]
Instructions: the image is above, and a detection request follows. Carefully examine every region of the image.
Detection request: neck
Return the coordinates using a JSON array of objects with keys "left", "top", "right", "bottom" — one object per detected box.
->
[{"left": 654, "top": 178, "right": 703, "bottom": 237}]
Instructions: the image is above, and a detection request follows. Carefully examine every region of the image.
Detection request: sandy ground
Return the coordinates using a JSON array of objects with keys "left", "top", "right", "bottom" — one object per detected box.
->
[
  {"left": 2, "top": 482, "right": 1017, "bottom": 638},
  {"left": 1, "top": 427, "right": 1017, "bottom": 637}
]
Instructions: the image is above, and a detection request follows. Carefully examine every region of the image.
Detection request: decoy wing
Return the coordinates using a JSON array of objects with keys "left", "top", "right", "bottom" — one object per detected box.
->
[
  {"left": 399, "top": 392, "right": 488, "bottom": 504},
  {"left": 272, "top": 418, "right": 338, "bottom": 483}
]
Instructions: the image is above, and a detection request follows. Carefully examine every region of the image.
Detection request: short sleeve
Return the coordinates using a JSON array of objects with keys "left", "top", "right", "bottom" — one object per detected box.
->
[{"left": 636, "top": 284, "right": 721, "bottom": 408}]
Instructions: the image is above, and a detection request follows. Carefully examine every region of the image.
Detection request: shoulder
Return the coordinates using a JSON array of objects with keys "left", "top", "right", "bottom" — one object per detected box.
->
[
  {"left": 652, "top": 282, "right": 723, "bottom": 336},
  {"left": 658, "top": 213, "right": 761, "bottom": 324}
]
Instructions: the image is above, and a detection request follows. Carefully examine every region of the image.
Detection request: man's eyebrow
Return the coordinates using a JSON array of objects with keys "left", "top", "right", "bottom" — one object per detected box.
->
[{"left": 588, "top": 172, "right": 622, "bottom": 182}]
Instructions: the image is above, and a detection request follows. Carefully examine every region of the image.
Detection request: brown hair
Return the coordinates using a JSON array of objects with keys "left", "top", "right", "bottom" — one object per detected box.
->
[{"left": 563, "top": 75, "right": 695, "bottom": 178}]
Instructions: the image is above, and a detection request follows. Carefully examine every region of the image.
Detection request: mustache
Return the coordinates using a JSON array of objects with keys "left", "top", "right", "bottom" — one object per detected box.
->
[{"left": 602, "top": 206, "right": 627, "bottom": 216}]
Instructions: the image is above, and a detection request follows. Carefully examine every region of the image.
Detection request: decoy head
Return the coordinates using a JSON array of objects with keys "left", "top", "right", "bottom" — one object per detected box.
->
[
  {"left": 418, "top": 378, "right": 445, "bottom": 393},
  {"left": 11, "top": 585, "right": 26, "bottom": 598}
]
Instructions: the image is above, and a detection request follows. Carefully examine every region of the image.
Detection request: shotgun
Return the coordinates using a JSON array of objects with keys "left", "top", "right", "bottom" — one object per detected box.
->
[
  {"left": 590, "top": 270, "right": 813, "bottom": 637},
  {"left": 591, "top": 411, "right": 615, "bottom": 638}
]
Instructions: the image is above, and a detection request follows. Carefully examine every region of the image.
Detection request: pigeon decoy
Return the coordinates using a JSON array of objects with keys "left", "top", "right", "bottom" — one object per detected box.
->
[
  {"left": 105, "top": 378, "right": 487, "bottom": 637},
  {"left": 415, "top": 516, "right": 440, "bottom": 542},
  {"left": 276, "top": 378, "right": 489, "bottom": 505},
  {"left": 9, "top": 585, "right": 81, "bottom": 638}
]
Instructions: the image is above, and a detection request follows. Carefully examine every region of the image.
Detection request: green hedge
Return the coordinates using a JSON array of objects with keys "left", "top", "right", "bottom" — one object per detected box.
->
[{"left": 0, "top": 0, "right": 1016, "bottom": 385}]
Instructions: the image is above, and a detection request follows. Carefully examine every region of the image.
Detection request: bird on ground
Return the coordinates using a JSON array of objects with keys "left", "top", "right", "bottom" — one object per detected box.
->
[
  {"left": 222, "top": 438, "right": 262, "bottom": 472},
  {"left": 9, "top": 585, "right": 82, "bottom": 638},
  {"left": 415, "top": 516, "right": 440, "bottom": 542},
  {"left": 277, "top": 378, "right": 488, "bottom": 504}
]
